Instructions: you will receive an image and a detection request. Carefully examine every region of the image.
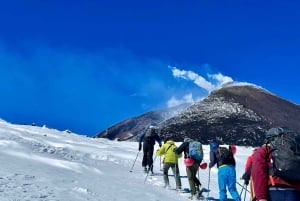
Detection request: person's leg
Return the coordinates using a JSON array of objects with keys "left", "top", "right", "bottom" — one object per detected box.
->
[
  {"left": 218, "top": 167, "right": 228, "bottom": 201},
  {"left": 147, "top": 147, "right": 154, "bottom": 172},
  {"left": 171, "top": 163, "right": 181, "bottom": 189},
  {"left": 142, "top": 148, "right": 147, "bottom": 169},
  {"left": 227, "top": 166, "right": 240, "bottom": 201},
  {"left": 163, "top": 163, "right": 171, "bottom": 187},
  {"left": 186, "top": 166, "right": 196, "bottom": 195},
  {"left": 192, "top": 162, "right": 201, "bottom": 188}
]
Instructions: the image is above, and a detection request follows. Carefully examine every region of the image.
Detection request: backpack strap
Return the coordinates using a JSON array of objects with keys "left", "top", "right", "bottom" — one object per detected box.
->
[
  {"left": 165, "top": 144, "right": 174, "bottom": 154},
  {"left": 265, "top": 144, "right": 275, "bottom": 186}
]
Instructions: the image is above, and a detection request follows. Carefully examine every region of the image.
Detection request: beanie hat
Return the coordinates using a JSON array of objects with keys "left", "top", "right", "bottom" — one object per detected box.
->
[{"left": 184, "top": 137, "right": 192, "bottom": 142}]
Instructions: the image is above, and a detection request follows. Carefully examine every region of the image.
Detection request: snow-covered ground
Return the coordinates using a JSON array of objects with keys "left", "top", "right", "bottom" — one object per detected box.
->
[{"left": 0, "top": 119, "right": 252, "bottom": 201}]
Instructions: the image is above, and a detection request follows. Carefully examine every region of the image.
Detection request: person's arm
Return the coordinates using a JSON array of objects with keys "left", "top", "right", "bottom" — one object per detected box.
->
[
  {"left": 138, "top": 132, "right": 145, "bottom": 150},
  {"left": 176, "top": 152, "right": 183, "bottom": 158},
  {"left": 154, "top": 134, "right": 162, "bottom": 147},
  {"left": 156, "top": 144, "right": 166, "bottom": 156},
  {"left": 174, "top": 142, "right": 188, "bottom": 155},
  {"left": 244, "top": 155, "right": 253, "bottom": 171},
  {"left": 208, "top": 151, "right": 217, "bottom": 168},
  {"left": 241, "top": 165, "right": 252, "bottom": 185}
]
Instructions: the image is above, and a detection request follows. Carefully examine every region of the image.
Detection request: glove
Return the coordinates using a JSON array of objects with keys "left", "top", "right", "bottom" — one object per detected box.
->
[
  {"left": 159, "top": 144, "right": 162, "bottom": 147},
  {"left": 138, "top": 144, "right": 142, "bottom": 151},
  {"left": 244, "top": 179, "right": 249, "bottom": 185}
]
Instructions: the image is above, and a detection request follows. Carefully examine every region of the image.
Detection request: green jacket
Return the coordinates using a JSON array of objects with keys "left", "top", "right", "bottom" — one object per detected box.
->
[{"left": 156, "top": 140, "right": 182, "bottom": 163}]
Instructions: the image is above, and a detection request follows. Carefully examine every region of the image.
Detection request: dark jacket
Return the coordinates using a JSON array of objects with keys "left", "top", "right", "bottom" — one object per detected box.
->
[
  {"left": 209, "top": 147, "right": 235, "bottom": 168},
  {"left": 251, "top": 145, "right": 300, "bottom": 200},
  {"left": 174, "top": 141, "right": 202, "bottom": 164},
  {"left": 138, "top": 130, "right": 162, "bottom": 147}
]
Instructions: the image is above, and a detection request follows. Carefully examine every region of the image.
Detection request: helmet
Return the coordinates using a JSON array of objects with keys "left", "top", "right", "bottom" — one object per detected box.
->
[
  {"left": 184, "top": 158, "right": 194, "bottom": 167},
  {"left": 199, "top": 162, "right": 207, "bottom": 169},
  {"left": 265, "top": 127, "right": 283, "bottom": 139}
]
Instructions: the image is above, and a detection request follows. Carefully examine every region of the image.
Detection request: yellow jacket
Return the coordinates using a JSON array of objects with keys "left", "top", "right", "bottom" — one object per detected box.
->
[{"left": 156, "top": 140, "right": 182, "bottom": 163}]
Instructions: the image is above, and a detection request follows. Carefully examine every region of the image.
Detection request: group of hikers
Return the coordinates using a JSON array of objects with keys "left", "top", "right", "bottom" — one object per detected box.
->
[{"left": 137, "top": 126, "right": 300, "bottom": 201}]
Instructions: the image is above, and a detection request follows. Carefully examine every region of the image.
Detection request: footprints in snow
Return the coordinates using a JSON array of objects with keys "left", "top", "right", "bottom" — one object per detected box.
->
[{"left": 0, "top": 173, "right": 97, "bottom": 201}]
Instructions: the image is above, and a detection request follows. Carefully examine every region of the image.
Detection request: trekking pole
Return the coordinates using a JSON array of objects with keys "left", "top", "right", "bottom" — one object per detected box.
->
[
  {"left": 160, "top": 156, "right": 163, "bottom": 171},
  {"left": 236, "top": 181, "right": 250, "bottom": 193},
  {"left": 174, "top": 155, "right": 177, "bottom": 182},
  {"left": 207, "top": 168, "right": 211, "bottom": 198},
  {"left": 243, "top": 184, "right": 248, "bottom": 201},
  {"left": 144, "top": 155, "right": 158, "bottom": 183},
  {"left": 129, "top": 151, "right": 140, "bottom": 172},
  {"left": 239, "top": 183, "right": 245, "bottom": 198}
]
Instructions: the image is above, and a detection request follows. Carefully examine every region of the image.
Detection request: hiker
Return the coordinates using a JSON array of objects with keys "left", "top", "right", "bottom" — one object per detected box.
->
[
  {"left": 138, "top": 126, "right": 162, "bottom": 173},
  {"left": 174, "top": 137, "right": 203, "bottom": 199},
  {"left": 209, "top": 140, "right": 240, "bottom": 201},
  {"left": 156, "top": 137, "right": 182, "bottom": 190},
  {"left": 241, "top": 147, "right": 258, "bottom": 201},
  {"left": 241, "top": 147, "right": 259, "bottom": 184},
  {"left": 251, "top": 127, "right": 300, "bottom": 201}
]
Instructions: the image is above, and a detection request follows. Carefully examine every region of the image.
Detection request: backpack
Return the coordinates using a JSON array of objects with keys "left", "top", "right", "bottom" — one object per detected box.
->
[
  {"left": 265, "top": 127, "right": 300, "bottom": 182},
  {"left": 188, "top": 141, "right": 203, "bottom": 161},
  {"left": 143, "top": 128, "right": 156, "bottom": 145},
  {"left": 216, "top": 146, "right": 235, "bottom": 166},
  {"left": 145, "top": 128, "right": 153, "bottom": 139}
]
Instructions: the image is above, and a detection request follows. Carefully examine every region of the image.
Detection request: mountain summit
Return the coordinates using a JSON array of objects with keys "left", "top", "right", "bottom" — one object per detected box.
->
[{"left": 95, "top": 83, "right": 300, "bottom": 146}]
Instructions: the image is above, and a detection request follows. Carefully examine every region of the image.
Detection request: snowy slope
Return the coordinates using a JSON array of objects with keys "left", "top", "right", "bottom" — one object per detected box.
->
[{"left": 0, "top": 119, "right": 252, "bottom": 201}]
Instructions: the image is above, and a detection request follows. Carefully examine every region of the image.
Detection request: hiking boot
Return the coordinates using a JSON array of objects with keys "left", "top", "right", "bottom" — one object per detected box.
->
[
  {"left": 164, "top": 184, "right": 171, "bottom": 189},
  {"left": 188, "top": 194, "right": 195, "bottom": 200}
]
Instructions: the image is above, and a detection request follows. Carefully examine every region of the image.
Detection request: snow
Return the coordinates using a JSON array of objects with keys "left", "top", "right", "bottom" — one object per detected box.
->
[
  {"left": 0, "top": 119, "right": 252, "bottom": 201},
  {"left": 219, "top": 81, "right": 261, "bottom": 90}
]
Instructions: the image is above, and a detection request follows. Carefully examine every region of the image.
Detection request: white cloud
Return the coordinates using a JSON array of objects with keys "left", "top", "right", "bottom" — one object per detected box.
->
[
  {"left": 208, "top": 73, "right": 234, "bottom": 88},
  {"left": 167, "top": 93, "right": 195, "bottom": 108},
  {"left": 171, "top": 66, "right": 234, "bottom": 92},
  {"left": 171, "top": 66, "right": 215, "bottom": 92},
  {"left": 167, "top": 66, "right": 234, "bottom": 108}
]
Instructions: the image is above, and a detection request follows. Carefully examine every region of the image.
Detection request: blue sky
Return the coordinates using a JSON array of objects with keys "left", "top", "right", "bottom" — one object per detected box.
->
[{"left": 1, "top": 0, "right": 300, "bottom": 136}]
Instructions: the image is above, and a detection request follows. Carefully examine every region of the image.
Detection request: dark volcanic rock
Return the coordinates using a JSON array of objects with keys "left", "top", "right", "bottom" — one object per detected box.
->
[
  {"left": 94, "top": 84, "right": 300, "bottom": 146},
  {"left": 94, "top": 104, "right": 190, "bottom": 141}
]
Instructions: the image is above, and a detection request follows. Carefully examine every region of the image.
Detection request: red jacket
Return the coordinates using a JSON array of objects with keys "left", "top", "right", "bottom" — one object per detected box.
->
[
  {"left": 251, "top": 145, "right": 300, "bottom": 200},
  {"left": 244, "top": 155, "right": 253, "bottom": 172}
]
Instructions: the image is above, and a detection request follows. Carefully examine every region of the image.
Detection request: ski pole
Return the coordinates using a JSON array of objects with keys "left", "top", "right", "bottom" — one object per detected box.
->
[{"left": 129, "top": 151, "right": 140, "bottom": 172}]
